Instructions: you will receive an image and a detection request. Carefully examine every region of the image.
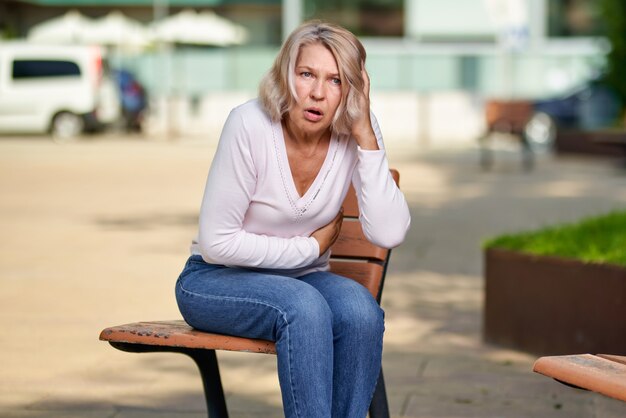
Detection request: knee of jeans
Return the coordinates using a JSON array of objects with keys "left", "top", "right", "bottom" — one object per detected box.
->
[
  {"left": 336, "top": 290, "right": 385, "bottom": 338},
  {"left": 282, "top": 286, "right": 333, "bottom": 331}
]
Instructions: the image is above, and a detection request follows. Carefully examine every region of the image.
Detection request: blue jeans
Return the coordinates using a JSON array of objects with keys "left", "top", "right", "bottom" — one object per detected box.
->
[{"left": 175, "top": 255, "right": 384, "bottom": 418}]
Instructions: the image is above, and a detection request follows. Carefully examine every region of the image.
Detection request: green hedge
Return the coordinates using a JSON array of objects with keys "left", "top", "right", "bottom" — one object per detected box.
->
[{"left": 484, "top": 210, "right": 626, "bottom": 267}]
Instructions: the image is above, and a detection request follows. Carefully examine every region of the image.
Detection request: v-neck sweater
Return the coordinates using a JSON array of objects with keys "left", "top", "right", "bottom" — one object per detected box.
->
[{"left": 191, "top": 99, "right": 410, "bottom": 277}]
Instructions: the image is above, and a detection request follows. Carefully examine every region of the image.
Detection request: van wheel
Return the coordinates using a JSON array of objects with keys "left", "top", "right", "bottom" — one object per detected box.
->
[{"left": 51, "top": 112, "right": 84, "bottom": 142}]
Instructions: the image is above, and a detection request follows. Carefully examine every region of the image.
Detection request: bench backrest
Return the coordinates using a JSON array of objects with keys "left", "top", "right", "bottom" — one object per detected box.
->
[{"left": 329, "top": 169, "right": 399, "bottom": 301}]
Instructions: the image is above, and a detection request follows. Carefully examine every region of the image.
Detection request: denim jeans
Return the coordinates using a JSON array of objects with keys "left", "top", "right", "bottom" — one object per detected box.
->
[{"left": 175, "top": 255, "right": 384, "bottom": 418}]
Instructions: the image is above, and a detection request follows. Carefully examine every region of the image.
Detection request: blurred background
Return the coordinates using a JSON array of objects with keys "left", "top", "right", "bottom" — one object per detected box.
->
[{"left": 1, "top": 0, "right": 623, "bottom": 149}]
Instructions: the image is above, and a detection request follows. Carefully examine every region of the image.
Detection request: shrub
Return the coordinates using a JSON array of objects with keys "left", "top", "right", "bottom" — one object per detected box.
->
[{"left": 484, "top": 210, "right": 626, "bottom": 267}]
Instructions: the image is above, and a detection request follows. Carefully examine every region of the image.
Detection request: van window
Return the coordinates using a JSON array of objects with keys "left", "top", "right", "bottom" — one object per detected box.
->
[{"left": 12, "top": 60, "right": 81, "bottom": 79}]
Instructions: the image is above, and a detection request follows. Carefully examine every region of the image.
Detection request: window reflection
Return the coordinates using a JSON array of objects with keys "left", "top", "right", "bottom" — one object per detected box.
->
[
  {"left": 547, "top": 0, "right": 603, "bottom": 37},
  {"left": 304, "top": 0, "right": 404, "bottom": 37}
]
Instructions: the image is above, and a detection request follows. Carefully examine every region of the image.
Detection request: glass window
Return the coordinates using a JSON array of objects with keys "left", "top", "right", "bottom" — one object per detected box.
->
[
  {"left": 12, "top": 60, "right": 81, "bottom": 79},
  {"left": 304, "top": 0, "right": 404, "bottom": 37},
  {"left": 547, "top": 0, "right": 603, "bottom": 37},
  {"left": 413, "top": 0, "right": 496, "bottom": 42}
]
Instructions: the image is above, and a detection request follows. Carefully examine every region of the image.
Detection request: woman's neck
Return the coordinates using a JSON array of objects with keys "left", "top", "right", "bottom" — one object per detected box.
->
[{"left": 283, "top": 117, "right": 331, "bottom": 148}]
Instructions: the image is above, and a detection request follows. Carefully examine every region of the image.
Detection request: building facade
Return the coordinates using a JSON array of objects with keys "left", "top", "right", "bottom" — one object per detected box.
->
[{"left": 1, "top": 0, "right": 607, "bottom": 144}]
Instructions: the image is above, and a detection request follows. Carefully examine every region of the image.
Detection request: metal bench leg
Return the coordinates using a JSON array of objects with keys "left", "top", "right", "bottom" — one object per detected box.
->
[
  {"left": 109, "top": 343, "right": 229, "bottom": 418},
  {"left": 520, "top": 132, "right": 534, "bottom": 171},
  {"left": 187, "top": 349, "right": 229, "bottom": 418},
  {"left": 479, "top": 131, "right": 494, "bottom": 170},
  {"left": 368, "top": 368, "right": 390, "bottom": 418}
]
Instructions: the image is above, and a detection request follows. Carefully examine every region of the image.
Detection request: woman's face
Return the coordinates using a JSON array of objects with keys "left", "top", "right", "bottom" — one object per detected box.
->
[{"left": 288, "top": 42, "right": 342, "bottom": 138}]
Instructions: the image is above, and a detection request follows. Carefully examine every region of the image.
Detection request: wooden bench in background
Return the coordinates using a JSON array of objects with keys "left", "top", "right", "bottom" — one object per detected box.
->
[
  {"left": 533, "top": 354, "right": 626, "bottom": 402},
  {"left": 478, "top": 99, "right": 535, "bottom": 170},
  {"left": 99, "top": 169, "right": 401, "bottom": 418}
]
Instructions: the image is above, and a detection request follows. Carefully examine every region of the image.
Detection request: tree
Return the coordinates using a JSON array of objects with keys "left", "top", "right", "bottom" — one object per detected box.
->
[{"left": 600, "top": 0, "right": 626, "bottom": 111}]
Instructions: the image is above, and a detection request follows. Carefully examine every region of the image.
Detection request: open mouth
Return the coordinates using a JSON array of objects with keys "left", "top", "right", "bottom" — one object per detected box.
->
[{"left": 306, "top": 108, "right": 323, "bottom": 117}]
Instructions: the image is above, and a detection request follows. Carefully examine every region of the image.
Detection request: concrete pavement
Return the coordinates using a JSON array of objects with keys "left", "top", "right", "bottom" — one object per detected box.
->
[{"left": 0, "top": 134, "right": 625, "bottom": 417}]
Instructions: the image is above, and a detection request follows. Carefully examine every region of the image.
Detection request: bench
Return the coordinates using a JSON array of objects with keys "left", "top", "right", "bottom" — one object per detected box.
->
[
  {"left": 478, "top": 99, "right": 535, "bottom": 170},
  {"left": 590, "top": 130, "right": 626, "bottom": 167},
  {"left": 100, "top": 169, "right": 401, "bottom": 418},
  {"left": 533, "top": 354, "right": 626, "bottom": 402}
]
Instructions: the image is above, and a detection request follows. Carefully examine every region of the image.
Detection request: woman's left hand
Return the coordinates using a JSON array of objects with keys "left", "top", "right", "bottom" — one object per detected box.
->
[{"left": 351, "top": 66, "right": 379, "bottom": 150}]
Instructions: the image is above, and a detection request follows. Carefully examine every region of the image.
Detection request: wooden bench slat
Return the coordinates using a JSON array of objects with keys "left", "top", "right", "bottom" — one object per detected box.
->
[
  {"left": 484, "top": 100, "right": 533, "bottom": 133},
  {"left": 342, "top": 184, "right": 359, "bottom": 218},
  {"left": 533, "top": 354, "right": 626, "bottom": 402},
  {"left": 329, "top": 260, "right": 384, "bottom": 299},
  {"left": 598, "top": 354, "right": 626, "bottom": 366},
  {"left": 330, "top": 221, "right": 388, "bottom": 262},
  {"left": 100, "top": 320, "right": 277, "bottom": 354}
]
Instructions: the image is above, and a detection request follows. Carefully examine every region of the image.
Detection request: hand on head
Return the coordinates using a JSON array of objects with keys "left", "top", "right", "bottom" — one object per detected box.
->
[{"left": 350, "top": 65, "right": 378, "bottom": 150}]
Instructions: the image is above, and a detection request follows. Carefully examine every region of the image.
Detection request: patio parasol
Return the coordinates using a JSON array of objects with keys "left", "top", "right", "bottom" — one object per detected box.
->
[
  {"left": 82, "top": 11, "right": 151, "bottom": 50},
  {"left": 150, "top": 9, "right": 248, "bottom": 46},
  {"left": 27, "top": 10, "right": 92, "bottom": 44}
]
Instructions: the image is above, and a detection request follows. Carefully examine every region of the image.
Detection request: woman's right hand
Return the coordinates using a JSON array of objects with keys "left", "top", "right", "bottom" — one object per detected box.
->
[{"left": 311, "top": 208, "right": 344, "bottom": 255}]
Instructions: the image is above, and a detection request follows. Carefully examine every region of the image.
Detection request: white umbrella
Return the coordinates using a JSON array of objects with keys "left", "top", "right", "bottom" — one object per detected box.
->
[
  {"left": 150, "top": 9, "right": 248, "bottom": 46},
  {"left": 28, "top": 10, "right": 92, "bottom": 44},
  {"left": 82, "top": 11, "right": 151, "bottom": 50}
]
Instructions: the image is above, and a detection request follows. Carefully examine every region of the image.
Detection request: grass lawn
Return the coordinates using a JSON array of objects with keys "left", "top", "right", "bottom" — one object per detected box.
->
[{"left": 484, "top": 210, "right": 626, "bottom": 267}]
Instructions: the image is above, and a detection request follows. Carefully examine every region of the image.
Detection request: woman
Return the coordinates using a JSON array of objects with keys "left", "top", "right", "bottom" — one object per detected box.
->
[{"left": 175, "top": 20, "right": 410, "bottom": 418}]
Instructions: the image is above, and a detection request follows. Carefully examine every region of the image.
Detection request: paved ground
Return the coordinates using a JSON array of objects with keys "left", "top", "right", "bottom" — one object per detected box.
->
[{"left": 1, "top": 133, "right": 625, "bottom": 417}]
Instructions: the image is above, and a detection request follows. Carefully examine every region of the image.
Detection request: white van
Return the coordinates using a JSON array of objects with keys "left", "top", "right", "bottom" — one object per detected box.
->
[{"left": 0, "top": 42, "right": 121, "bottom": 140}]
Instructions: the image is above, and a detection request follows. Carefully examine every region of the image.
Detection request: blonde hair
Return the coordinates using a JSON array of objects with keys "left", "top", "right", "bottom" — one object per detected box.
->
[{"left": 259, "top": 20, "right": 367, "bottom": 136}]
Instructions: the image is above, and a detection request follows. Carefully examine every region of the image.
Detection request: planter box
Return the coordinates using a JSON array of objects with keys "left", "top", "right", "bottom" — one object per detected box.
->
[
  {"left": 484, "top": 248, "right": 626, "bottom": 355},
  {"left": 554, "top": 130, "right": 626, "bottom": 157}
]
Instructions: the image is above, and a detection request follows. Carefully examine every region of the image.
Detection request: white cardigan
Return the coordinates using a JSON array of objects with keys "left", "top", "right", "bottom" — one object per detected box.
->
[{"left": 191, "top": 99, "right": 410, "bottom": 277}]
